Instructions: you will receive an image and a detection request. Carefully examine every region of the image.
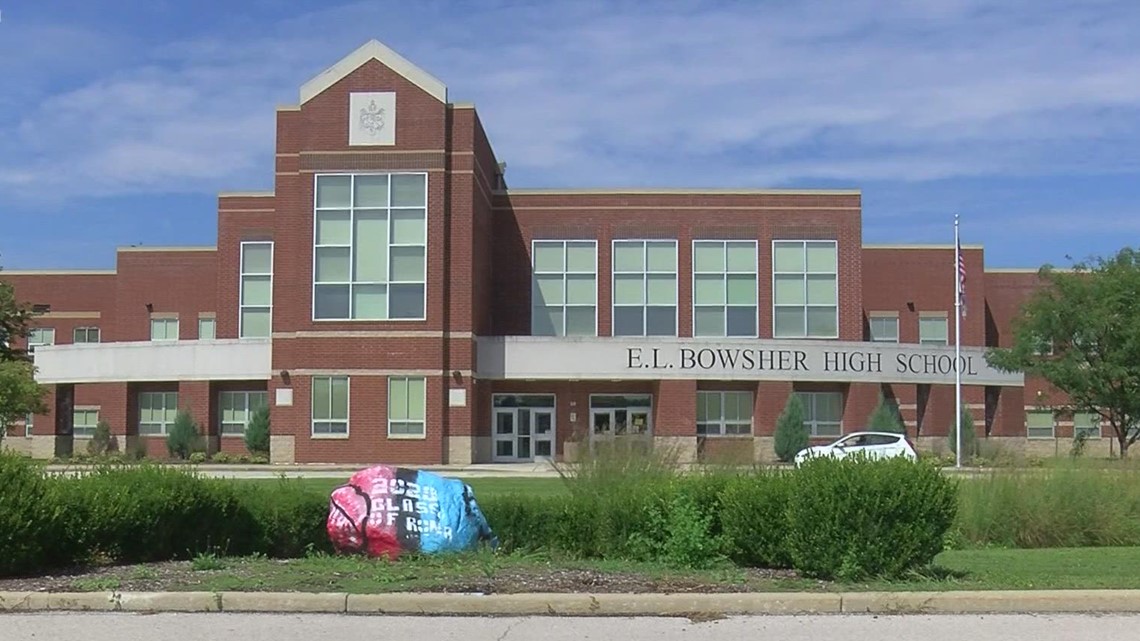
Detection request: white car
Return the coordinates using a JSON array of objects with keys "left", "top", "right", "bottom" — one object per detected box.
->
[{"left": 793, "top": 431, "right": 918, "bottom": 467}]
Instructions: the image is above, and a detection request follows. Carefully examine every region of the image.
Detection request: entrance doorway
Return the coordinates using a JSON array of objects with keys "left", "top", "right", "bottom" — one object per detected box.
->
[
  {"left": 589, "top": 394, "right": 652, "bottom": 454},
  {"left": 492, "top": 394, "right": 556, "bottom": 462}
]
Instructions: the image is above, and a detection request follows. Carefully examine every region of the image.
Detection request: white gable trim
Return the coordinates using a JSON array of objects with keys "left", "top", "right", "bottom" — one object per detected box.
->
[{"left": 300, "top": 40, "right": 447, "bottom": 104}]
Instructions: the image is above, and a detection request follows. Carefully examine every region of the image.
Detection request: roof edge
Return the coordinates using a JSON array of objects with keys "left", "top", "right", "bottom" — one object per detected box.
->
[
  {"left": 863, "top": 243, "right": 984, "bottom": 250},
  {"left": 299, "top": 39, "right": 447, "bottom": 104},
  {"left": 116, "top": 246, "right": 217, "bottom": 253},
  {"left": 0, "top": 269, "right": 117, "bottom": 276},
  {"left": 498, "top": 188, "right": 862, "bottom": 196},
  {"left": 218, "top": 191, "right": 275, "bottom": 198}
]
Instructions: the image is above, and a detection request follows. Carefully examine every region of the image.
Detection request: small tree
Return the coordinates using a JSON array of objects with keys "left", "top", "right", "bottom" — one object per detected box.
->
[
  {"left": 0, "top": 360, "right": 47, "bottom": 442},
  {"left": 947, "top": 406, "right": 978, "bottom": 460},
  {"left": 166, "top": 409, "right": 201, "bottom": 460},
  {"left": 0, "top": 269, "right": 36, "bottom": 363},
  {"left": 774, "top": 393, "right": 809, "bottom": 462},
  {"left": 244, "top": 405, "right": 270, "bottom": 456},
  {"left": 86, "top": 419, "right": 113, "bottom": 455},
  {"left": 867, "top": 392, "right": 905, "bottom": 433}
]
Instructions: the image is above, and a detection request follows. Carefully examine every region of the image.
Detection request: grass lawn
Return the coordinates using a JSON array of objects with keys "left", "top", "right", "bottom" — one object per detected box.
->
[
  {"left": 236, "top": 476, "right": 570, "bottom": 499},
  {"left": 9, "top": 547, "right": 1140, "bottom": 595}
]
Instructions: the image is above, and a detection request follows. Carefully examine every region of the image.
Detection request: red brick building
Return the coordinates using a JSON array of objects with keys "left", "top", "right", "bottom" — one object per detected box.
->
[{"left": 1, "top": 41, "right": 1111, "bottom": 464}]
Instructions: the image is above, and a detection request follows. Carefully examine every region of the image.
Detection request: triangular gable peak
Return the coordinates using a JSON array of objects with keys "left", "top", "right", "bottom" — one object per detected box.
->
[{"left": 298, "top": 39, "right": 448, "bottom": 104}]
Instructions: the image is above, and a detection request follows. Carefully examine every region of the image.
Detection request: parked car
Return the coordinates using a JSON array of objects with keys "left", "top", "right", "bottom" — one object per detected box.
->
[{"left": 793, "top": 431, "right": 918, "bottom": 467}]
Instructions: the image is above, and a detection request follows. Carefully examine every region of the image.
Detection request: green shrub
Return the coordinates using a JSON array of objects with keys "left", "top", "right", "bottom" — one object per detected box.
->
[
  {"left": 0, "top": 452, "right": 79, "bottom": 576},
  {"left": 867, "top": 393, "right": 905, "bottom": 433},
  {"left": 232, "top": 478, "right": 332, "bottom": 557},
  {"left": 774, "top": 394, "right": 809, "bottom": 462},
  {"left": 189, "top": 452, "right": 207, "bottom": 464},
  {"left": 947, "top": 407, "right": 978, "bottom": 460},
  {"left": 166, "top": 410, "right": 201, "bottom": 460},
  {"left": 212, "top": 452, "right": 234, "bottom": 464},
  {"left": 86, "top": 420, "right": 114, "bottom": 455},
  {"left": 719, "top": 471, "right": 794, "bottom": 568},
  {"left": 244, "top": 406, "right": 270, "bottom": 456},
  {"left": 784, "top": 456, "right": 958, "bottom": 580}
]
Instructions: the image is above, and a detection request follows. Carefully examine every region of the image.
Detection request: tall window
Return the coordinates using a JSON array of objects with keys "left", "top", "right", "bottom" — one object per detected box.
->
[
  {"left": 773, "top": 240, "right": 838, "bottom": 338},
  {"left": 796, "top": 391, "right": 843, "bottom": 437},
  {"left": 150, "top": 318, "right": 178, "bottom": 341},
  {"left": 919, "top": 316, "right": 948, "bottom": 345},
  {"left": 73, "top": 327, "right": 100, "bottom": 343},
  {"left": 612, "top": 240, "right": 677, "bottom": 336},
  {"left": 1026, "top": 409, "right": 1055, "bottom": 439},
  {"left": 24, "top": 413, "right": 33, "bottom": 437},
  {"left": 1073, "top": 412, "right": 1101, "bottom": 439},
  {"left": 27, "top": 327, "right": 55, "bottom": 353},
  {"left": 388, "top": 376, "right": 426, "bottom": 438},
  {"left": 241, "top": 241, "right": 273, "bottom": 336},
  {"left": 311, "top": 376, "right": 349, "bottom": 436},
  {"left": 220, "top": 391, "right": 268, "bottom": 436},
  {"left": 869, "top": 315, "right": 899, "bottom": 342},
  {"left": 692, "top": 240, "right": 758, "bottom": 337},
  {"left": 696, "top": 391, "right": 753, "bottom": 436},
  {"left": 531, "top": 240, "right": 597, "bottom": 336},
  {"left": 139, "top": 391, "right": 178, "bottom": 435},
  {"left": 73, "top": 409, "right": 98, "bottom": 438},
  {"left": 313, "top": 173, "right": 427, "bottom": 321},
  {"left": 199, "top": 317, "right": 217, "bottom": 340}
]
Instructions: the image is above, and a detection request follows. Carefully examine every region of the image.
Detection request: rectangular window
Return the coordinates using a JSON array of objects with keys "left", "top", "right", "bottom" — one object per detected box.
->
[
  {"left": 919, "top": 316, "right": 948, "bottom": 345},
  {"left": 796, "top": 391, "right": 843, "bottom": 437},
  {"left": 241, "top": 241, "right": 274, "bottom": 336},
  {"left": 73, "top": 327, "right": 100, "bottom": 343},
  {"left": 198, "top": 317, "right": 216, "bottom": 340},
  {"left": 612, "top": 240, "right": 677, "bottom": 336},
  {"left": 1073, "top": 412, "right": 1101, "bottom": 439},
  {"left": 138, "top": 391, "right": 178, "bottom": 436},
  {"left": 531, "top": 240, "right": 597, "bottom": 336},
  {"left": 25, "top": 413, "right": 34, "bottom": 437},
  {"left": 1026, "top": 410, "right": 1055, "bottom": 439},
  {"left": 313, "top": 173, "right": 427, "bottom": 321},
  {"left": 869, "top": 315, "right": 899, "bottom": 342},
  {"left": 220, "top": 390, "right": 268, "bottom": 436},
  {"left": 696, "top": 391, "right": 753, "bottom": 436},
  {"left": 73, "top": 409, "right": 99, "bottom": 438},
  {"left": 693, "top": 240, "right": 758, "bottom": 337},
  {"left": 311, "top": 376, "right": 349, "bottom": 436},
  {"left": 27, "top": 327, "right": 55, "bottom": 353},
  {"left": 150, "top": 318, "right": 179, "bottom": 341},
  {"left": 388, "top": 376, "right": 426, "bottom": 438},
  {"left": 773, "top": 240, "right": 838, "bottom": 338}
]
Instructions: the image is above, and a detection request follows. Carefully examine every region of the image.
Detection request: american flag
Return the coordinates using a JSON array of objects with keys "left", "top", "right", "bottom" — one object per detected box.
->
[{"left": 957, "top": 237, "right": 967, "bottom": 318}]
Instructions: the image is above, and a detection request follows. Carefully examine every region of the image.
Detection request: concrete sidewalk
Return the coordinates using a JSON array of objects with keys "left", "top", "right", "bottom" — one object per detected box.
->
[
  {"left": 1, "top": 589, "right": 1139, "bottom": 616},
  {"left": 42, "top": 462, "right": 565, "bottom": 479}
]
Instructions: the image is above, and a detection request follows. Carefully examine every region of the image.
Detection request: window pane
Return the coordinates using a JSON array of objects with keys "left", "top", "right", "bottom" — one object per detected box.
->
[
  {"left": 731, "top": 392, "right": 754, "bottom": 421},
  {"left": 1026, "top": 411, "right": 1053, "bottom": 429},
  {"left": 353, "top": 174, "right": 388, "bottom": 207},
  {"left": 646, "top": 242, "right": 676, "bottom": 271},
  {"left": 199, "top": 318, "right": 216, "bottom": 339},
  {"left": 565, "top": 242, "right": 596, "bottom": 272},
  {"left": 242, "top": 244, "right": 272, "bottom": 273},
  {"left": 725, "top": 242, "right": 756, "bottom": 272},
  {"left": 330, "top": 378, "right": 349, "bottom": 420},
  {"left": 533, "top": 242, "right": 564, "bottom": 272},
  {"left": 646, "top": 274, "right": 676, "bottom": 305},
  {"left": 613, "top": 274, "right": 644, "bottom": 305},
  {"left": 316, "top": 175, "right": 351, "bottom": 208},
  {"left": 241, "top": 309, "right": 271, "bottom": 337},
  {"left": 773, "top": 242, "right": 804, "bottom": 272},
  {"left": 818, "top": 393, "right": 843, "bottom": 422},
  {"left": 391, "top": 209, "right": 426, "bottom": 245},
  {"left": 693, "top": 243, "right": 724, "bottom": 272},
  {"left": 726, "top": 274, "right": 757, "bottom": 305},
  {"left": 315, "top": 246, "right": 351, "bottom": 282},
  {"left": 565, "top": 306, "right": 596, "bottom": 335},
  {"left": 806, "top": 274, "right": 836, "bottom": 305},
  {"left": 920, "top": 317, "right": 948, "bottom": 341},
  {"left": 565, "top": 274, "right": 595, "bottom": 305},
  {"left": 532, "top": 306, "right": 560, "bottom": 336},
  {"left": 315, "top": 210, "right": 351, "bottom": 245},
  {"left": 312, "top": 379, "right": 330, "bottom": 420},
  {"left": 391, "top": 174, "right": 426, "bottom": 207},
  {"left": 726, "top": 306, "right": 757, "bottom": 337},
  {"left": 613, "top": 242, "right": 644, "bottom": 272},
  {"left": 694, "top": 274, "right": 725, "bottom": 305},
  {"left": 612, "top": 306, "right": 644, "bottom": 336},
  {"left": 645, "top": 306, "right": 676, "bottom": 336},
  {"left": 694, "top": 306, "right": 724, "bottom": 336},
  {"left": 390, "top": 246, "right": 425, "bottom": 281},
  {"left": 773, "top": 274, "right": 805, "bottom": 305},
  {"left": 407, "top": 378, "right": 426, "bottom": 420},
  {"left": 353, "top": 210, "right": 388, "bottom": 281},
  {"left": 314, "top": 284, "right": 351, "bottom": 319},
  {"left": 806, "top": 241, "right": 837, "bottom": 273},
  {"left": 388, "top": 284, "right": 425, "bottom": 319},
  {"left": 242, "top": 275, "right": 272, "bottom": 306},
  {"left": 807, "top": 306, "right": 838, "bottom": 337},
  {"left": 534, "top": 275, "right": 564, "bottom": 305},
  {"left": 389, "top": 378, "right": 408, "bottom": 420},
  {"left": 352, "top": 284, "right": 387, "bottom": 320},
  {"left": 774, "top": 306, "right": 804, "bottom": 337}
]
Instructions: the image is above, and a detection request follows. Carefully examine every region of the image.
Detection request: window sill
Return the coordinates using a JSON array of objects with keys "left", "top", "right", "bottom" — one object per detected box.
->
[
  {"left": 697, "top": 434, "right": 754, "bottom": 439},
  {"left": 387, "top": 433, "right": 427, "bottom": 440},
  {"left": 310, "top": 433, "right": 350, "bottom": 440}
]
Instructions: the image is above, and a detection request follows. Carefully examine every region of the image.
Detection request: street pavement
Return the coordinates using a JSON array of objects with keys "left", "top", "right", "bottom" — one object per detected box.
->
[{"left": 4, "top": 612, "right": 1139, "bottom": 640}]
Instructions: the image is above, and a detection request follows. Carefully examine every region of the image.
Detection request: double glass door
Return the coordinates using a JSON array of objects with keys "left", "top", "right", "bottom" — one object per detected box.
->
[
  {"left": 494, "top": 407, "right": 555, "bottom": 462},
  {"left": 590, "top": 394, "right": 653, "bottom": 454}
]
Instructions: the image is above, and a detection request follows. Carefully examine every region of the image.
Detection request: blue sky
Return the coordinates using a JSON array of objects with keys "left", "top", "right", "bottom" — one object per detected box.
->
[{"left": 2, "top": 0, "right": 1139, "bottom": 270}]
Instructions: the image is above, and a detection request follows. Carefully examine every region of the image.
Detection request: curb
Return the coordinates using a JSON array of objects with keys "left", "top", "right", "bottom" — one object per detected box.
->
[{"left": 2, "top": 590, "right": 1140, "bottom": 616}]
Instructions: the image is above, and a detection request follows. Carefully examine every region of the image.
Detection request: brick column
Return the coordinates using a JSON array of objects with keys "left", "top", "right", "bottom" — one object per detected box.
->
[
  {"left": 654, "top": 379, "right": 697, "bottom": 462},
  {"left": 844, "top": 382, "right": 881, "bottom": 432},
  {"left": 178, "top": 381, "right": 213, "bottom": 454},
  {"left": 755, "top": 381, "right": 793, "bottom": 462}
]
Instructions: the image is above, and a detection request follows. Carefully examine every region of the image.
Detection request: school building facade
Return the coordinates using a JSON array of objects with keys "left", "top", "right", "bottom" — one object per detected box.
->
[{"left": 1, "top": 40, "right": 1108, "bottom": 465}]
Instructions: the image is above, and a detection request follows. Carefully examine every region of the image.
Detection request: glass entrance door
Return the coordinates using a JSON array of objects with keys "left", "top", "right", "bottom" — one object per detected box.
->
[
  {"left": 589, "top": 394, "right": 652, "bottom": 455},
  {"left": 492, "top": 394, "right": 557, "bottom": 462}
]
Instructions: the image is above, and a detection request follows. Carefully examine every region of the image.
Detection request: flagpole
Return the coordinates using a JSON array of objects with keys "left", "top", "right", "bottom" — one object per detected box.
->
[{"left": 954, "top": 214, "right": 963, "bottom": 469}]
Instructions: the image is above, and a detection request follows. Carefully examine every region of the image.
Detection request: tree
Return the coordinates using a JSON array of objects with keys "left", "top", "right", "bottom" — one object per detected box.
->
[
  {"left": 244, "top": 405, "right": 270, "bottom": 456},
  {"left": 166, "top": 409, "right": 201, "bottom": 460},
  {"left": 774, "top": 393, "right": 809, "bottom": 462},
  {"left": 986, "top": 248, "right": 1140, "bottom": 458},
  {"left": 0, "top": 270, "right": 35, "bottom": 363},
  {"left": 867, "top": 392, "right": 905, "bottom": 433},
  {"left": 947, "top": 406, "right": 977, "bottom": 460},
  {"left": 0, "top": 361, "right": 47, "bottom": 440}
]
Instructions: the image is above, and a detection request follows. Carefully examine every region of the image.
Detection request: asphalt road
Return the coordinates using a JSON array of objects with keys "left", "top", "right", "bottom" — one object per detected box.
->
[{"left": 5, "top": 612, "right": 1139, "bottom": 640}]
